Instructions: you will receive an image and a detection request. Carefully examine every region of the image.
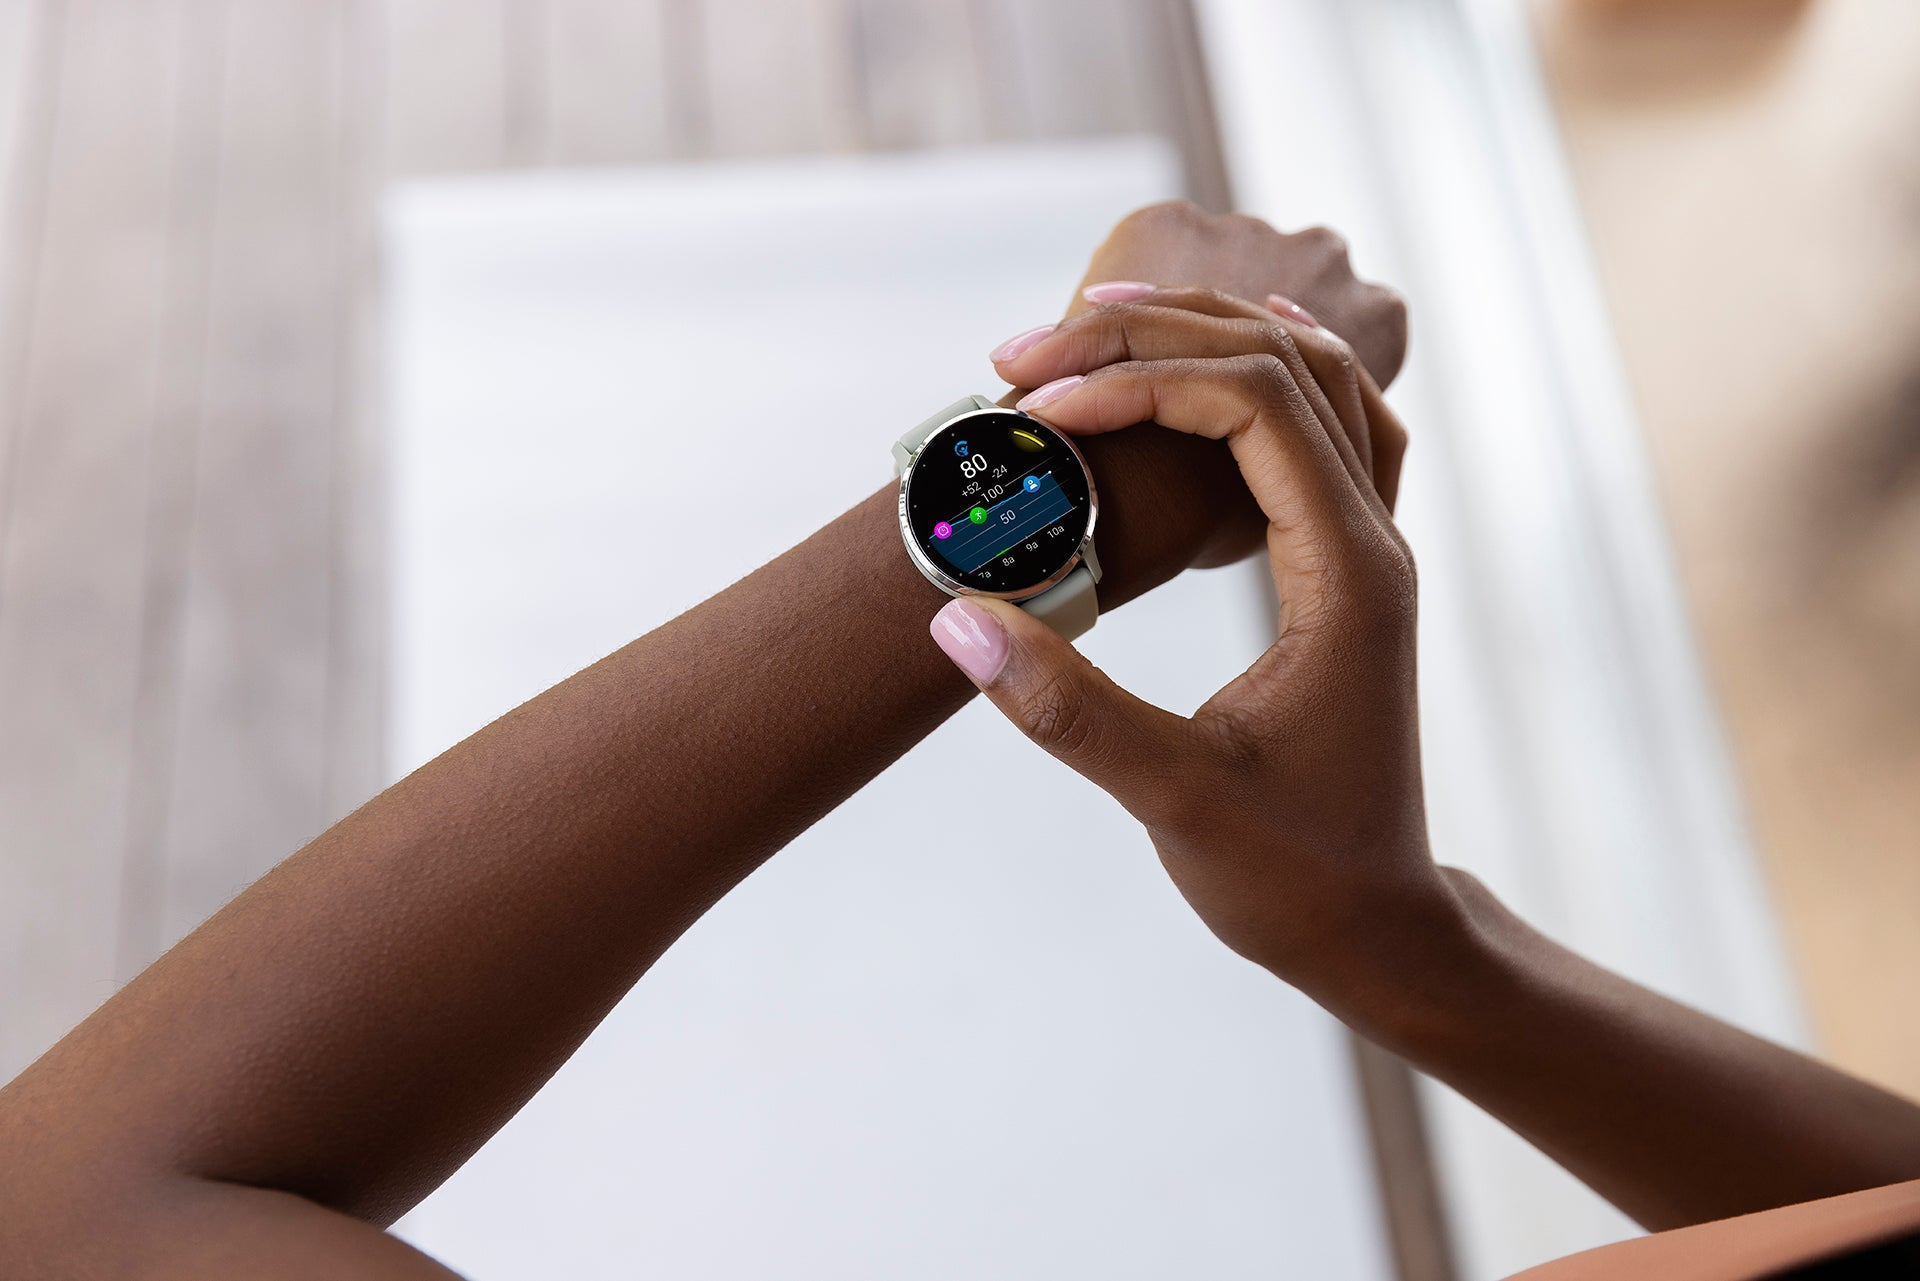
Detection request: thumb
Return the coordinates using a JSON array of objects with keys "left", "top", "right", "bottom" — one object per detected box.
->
[{"left": 929, "top": 596, "right": 1195, "bottom": 813}]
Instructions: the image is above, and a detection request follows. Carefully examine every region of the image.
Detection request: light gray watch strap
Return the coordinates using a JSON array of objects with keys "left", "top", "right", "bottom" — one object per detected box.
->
[
  {"left": 894, "top": 396, "right": 1101, "bottom": 641},
  {"left": 1020, "top": 563, "right": 1098, "bottom": 641},
  {"left": 892, "top": 395, "right": 996, "bottom": 476}
]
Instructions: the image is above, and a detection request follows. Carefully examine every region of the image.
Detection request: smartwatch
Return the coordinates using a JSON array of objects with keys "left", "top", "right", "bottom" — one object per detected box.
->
[{"left": 894, "top": 395, "right": 1102, "bottom": 640}]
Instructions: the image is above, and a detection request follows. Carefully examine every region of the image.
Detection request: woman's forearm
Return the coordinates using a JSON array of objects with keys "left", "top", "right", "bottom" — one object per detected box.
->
[
  {"left": 0, "top": 206, "right": 1412, "bottom": 1273},
  {"left": 1345, "top": 869, "right": 1920, "bottom": 1231},
  {"left": 0, "top": 485, "right": 957, "bottom": 1223},
  {"left": 0, "top": 421, "right": 1247, "bottom": 1229}
]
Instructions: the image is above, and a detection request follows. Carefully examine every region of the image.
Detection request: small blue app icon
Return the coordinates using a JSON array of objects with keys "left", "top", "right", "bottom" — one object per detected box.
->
[
  {"left": 1024, "top": 475, "right": 1041, "bottom": 493},
  {"left": 952, "top": 439, "right": 969, "bottom": 457}
]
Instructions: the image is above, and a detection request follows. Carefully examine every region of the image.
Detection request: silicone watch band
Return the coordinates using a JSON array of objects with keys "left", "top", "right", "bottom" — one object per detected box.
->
[
  {"left": 1019, "top": 564, "right": 1098, "bottom": 639},
  {"left": 894, "top": 396, "right": 1101, "bottom": 641},
  {"left": 892, "top": 395, "right": 997, "bottom": 475}
]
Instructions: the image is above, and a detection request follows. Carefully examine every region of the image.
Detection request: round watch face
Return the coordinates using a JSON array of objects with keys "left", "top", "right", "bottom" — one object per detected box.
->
[{"left": 902, "top": 410, "right": 1094, "bottom": 597}]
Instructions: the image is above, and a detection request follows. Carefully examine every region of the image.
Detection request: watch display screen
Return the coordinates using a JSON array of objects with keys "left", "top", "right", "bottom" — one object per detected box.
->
[{"left": 903, "top": 411, "right": 1093, "bottom": 595}]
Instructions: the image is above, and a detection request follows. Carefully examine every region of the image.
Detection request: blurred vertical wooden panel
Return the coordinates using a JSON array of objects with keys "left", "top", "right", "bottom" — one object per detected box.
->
[
  {"left": 0, "top": 3, "right": 42, "bottom": 204},
  {"left": 657, "top": 0, "right": 710, "bottom": 154},
  {"left": 987, "top": 0, "right": 1158, "bottom": 139},
  {"left": 541, "top": 0, "right": 674, "bottom": 164},
  {"left": 0, "top": 0, "right": 53, "bottom": 1041},
  {"left": 353, "top": 0, "right": 520, "bottom": 829},
  {"left": 113, "top": 0, "right": 224, "bottom": 976},
  {"left": 0, "top": 0, "right": 52, "bottom": 503},
  {"left": 381, "top": 0, "right": 513, "bottom": 174},
  {"left": 147, "top": 0, "right": 347, "bottom": 950},
  {"left": 851, "top": 0, "right": 986, "bottom": 149},
  {"left": 1351, "top": 1039, "right": 1459, "bottom": 1281},
  {"left": 324, "top": 0, "right": 388, "bottom": 832},
  {"left": 958, "top": 0, "right": 1027, "bottom": 139},
  {"left": 502, "top": 0, "right": 549, "bottom": 164},
  {"left": 0, "top": 0, "right": 196, "bottom": 1077},
  {"left": 699, "top": 0, "right": 863, "bottom": 155},
  {"left": 958, "top": 0, "right": 1226, "bottom": 207},
  {"left": 1143, "top": 0, "right": 1232, "bottom": 211}
]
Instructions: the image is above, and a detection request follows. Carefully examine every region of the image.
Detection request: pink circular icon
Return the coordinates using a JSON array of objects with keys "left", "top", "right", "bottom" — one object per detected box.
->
[{"left": 932, "top": 521, "right": 953, "bottom": 540}]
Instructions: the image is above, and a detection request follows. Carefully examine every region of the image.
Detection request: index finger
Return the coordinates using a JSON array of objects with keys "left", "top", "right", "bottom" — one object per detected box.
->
[{"left": 1019, "top": 355, "right": 1381, "bottom": 563}]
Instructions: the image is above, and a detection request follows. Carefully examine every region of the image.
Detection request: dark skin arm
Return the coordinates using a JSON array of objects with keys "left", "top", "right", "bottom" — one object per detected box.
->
[
  {"left": 0, "top": 205, "right": 1404, "bottom": 1278},
  {"left": 959, "top": 292, "right": 1920, "bottom": 1236}
]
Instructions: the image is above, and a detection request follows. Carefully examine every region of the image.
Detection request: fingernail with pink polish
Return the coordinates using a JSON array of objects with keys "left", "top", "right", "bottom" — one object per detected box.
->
[
  {"left": 1017, "top": 375, "right": 1084, "bottom": 412},
  {"left": 931, "top": 598, "right": 1009, "bottom": 684},
  {"left": 1266, "top": 294, "right": 1320, "bottom": 328},
  {"left": 1082, "top": 280, "right": 1156, "bottom": 304},
  {"left": 990, "top": 324, "right": 1055, "bottom": 363}
]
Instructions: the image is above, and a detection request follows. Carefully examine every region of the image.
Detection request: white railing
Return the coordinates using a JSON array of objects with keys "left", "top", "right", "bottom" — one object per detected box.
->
[{"left": 1195, "top": 0, "right": 1807, "bottom": 1274}]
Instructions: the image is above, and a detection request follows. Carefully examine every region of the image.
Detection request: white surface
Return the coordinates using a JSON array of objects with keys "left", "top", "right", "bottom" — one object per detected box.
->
[
  {"left": 384, "top": 141, "right": 1392, "bottom": 1280},
  {"left": 1198, "top": 1, "right": 1807, "bottom": 1277}
]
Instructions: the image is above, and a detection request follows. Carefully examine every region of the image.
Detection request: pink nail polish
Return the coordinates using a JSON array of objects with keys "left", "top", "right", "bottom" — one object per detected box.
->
[
  {"left": 1016, "top": 375, "right": 1084, "bottom": 412},
  {"left": 931, "top": 598, "right": 1009, "bottom": 684},
  {"left": 1266, "top": 294, "right": 1320, "bottom": 328},
  {"left": 990, "top": 323, "right": 1055, "bottom": 363},
  {"left": 1082, "top": 280, "right": 1156, "bottom": 304}
]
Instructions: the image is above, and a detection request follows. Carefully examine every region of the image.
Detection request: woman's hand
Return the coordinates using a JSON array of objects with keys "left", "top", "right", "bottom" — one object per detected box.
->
[
  {"left": 993, "top": 285, "right": 1409, "bottom": 511},
  {"left": 1030, "top": 204, "right": 1409, "bottom": 592},
  {"left": 1071, "top": 201, "right": 1409, "bottom": 386},
  {"left": 951, "top": 299, "right": 1920, "bottom": 1234},
  {"left": 943, "top": 299, "right": 1442, "bottom": 1012}
]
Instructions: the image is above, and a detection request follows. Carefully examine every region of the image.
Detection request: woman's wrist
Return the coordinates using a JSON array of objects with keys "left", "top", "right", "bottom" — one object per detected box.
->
[
  {"left": 1066, "top": 426, "right": 1261, "bottom": 605},
  {"left": 1301, "top": 865, "right": 1530, "bottom": 1066},
  {"left": 879, "top": 418, "right": 1258, "bottom": 614}
]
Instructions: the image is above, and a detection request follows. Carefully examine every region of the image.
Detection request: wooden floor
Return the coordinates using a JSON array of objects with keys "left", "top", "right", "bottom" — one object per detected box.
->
[
  {"left": 1534, "top": 0, "right": 1920, "bottom": 1100},
  {"left": 0, "top": 0, "right": 1225, "bottom": 1082},
  {"left": 12, "top": 0, "right": 1913, "bottom": 1269}
]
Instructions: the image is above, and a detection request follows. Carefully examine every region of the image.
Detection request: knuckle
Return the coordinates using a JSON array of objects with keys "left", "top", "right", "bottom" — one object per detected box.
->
[
  {"left": 1158, "top": 284, "right": 1238, "bottom": 316},
  {"left": 1369, "top": 282, "right": 1409, "bottom": 328},
  {"left": 1327, "top": 347, "right": 1362, "bottom": 399},
  {"left": 1298, "top": 224, "right": 1353, "bottom": 262},
  {"left": 1257, "top": 321, "right": 1304, "bottom": 364},
  {"left": 1017, "top": 668, "right": 1099, "bottom": 758},
  {"left": 1227, "top": 210, "right": 1279, "bottom": 237},
  {"left": 1092, "top": 302, "right": 1148, "bottom": 357},
  {"left": 1236, "top": 351, "right": 1294, "bottom": 400},
  {"left": 1306, "top": 324, "right": 1359, "bottom": 370},
  {"left": 1370, "top": 287, "right": 1410, "bottom": 362},
  {"left": 1297, "top": 326, "right": 1369, "bottom": 412},
  {"left": 1196, "top": 284, "right": 1242, "bottom": 312},
  {"left": 1109, "top": 296, "right": 1174, "bottom": 329},
  {"left": 1334, "top": 350, "right": 1360, "bottom": 391},
  {"left": 1119, "top": 198, "right": 1203, "bottom": 234},
  {"left": 1120, "top": 309, "right": 1158, "bottom": 362},
  {"left": 1351, "top": 534, "right": 1419, "bottom": 629},
  {"left": 1298, "top": 527, "right": 1418, "bottom": 639},
  {"left": 1067, "top": 304, "right": 1156, "bottom": 369}
]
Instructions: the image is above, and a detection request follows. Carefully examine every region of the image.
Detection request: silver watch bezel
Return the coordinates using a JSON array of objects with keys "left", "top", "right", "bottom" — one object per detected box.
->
[{"left": 896, "top": 406, "right": 1100, "bottom": 603}]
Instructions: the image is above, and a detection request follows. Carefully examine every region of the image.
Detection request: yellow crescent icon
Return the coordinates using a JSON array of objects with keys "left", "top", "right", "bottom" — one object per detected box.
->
[{"left": 1010, "top": 428, "right": 1047, "bottom": 452}]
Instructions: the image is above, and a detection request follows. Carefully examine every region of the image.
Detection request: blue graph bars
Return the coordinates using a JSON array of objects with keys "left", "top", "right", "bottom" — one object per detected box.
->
[{"left": 934, "top": 472, "right": 1075, "bottom": 574}]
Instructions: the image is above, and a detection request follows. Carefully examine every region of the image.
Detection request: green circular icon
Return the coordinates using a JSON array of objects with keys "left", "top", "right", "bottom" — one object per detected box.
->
[{"left": 968, "top": 506, "right": 987, "bottom": 524}]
